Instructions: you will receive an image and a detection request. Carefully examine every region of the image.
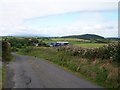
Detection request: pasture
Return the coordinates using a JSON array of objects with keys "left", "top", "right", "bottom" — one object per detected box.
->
[
  {"left": 74, "top": 43, "right": 106, "bottom": 48},
  {"left": 38, "top": 38, "right": 106, "bottom": 48}
]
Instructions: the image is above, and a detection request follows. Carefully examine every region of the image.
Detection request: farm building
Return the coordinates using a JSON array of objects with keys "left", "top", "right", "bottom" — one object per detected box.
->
[{"left": 48, "top": 42, "right": 69, "bottom": 47}]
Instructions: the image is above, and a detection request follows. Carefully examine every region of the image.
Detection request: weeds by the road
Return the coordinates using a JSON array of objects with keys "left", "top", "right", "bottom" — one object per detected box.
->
[
  {"left": 1, "top": 63, "right": 7, "bottom": 89},
  {"left": 19, "top": 43, "right": 119, "bottom": 89},
  {"left": 0, "top": 61, "right": 6, "bottom": 89},
  {"left": 0, "top": 67, "right": 2, "bottom": 89}
]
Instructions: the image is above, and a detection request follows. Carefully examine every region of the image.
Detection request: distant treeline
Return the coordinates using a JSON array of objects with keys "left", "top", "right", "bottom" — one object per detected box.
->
[{"left": 3, "top": 37, "right": 47, "bottom": 51}]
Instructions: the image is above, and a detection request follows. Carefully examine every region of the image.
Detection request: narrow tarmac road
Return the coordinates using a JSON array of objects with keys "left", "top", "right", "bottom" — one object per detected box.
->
[{"left": 5, "top": 53, "right": 103, "bottom": 88}]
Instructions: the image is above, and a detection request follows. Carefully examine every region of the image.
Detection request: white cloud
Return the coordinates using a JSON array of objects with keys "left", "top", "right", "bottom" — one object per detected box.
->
[{"left": 0, "top": 0, "right": 118, "bottom": 36}]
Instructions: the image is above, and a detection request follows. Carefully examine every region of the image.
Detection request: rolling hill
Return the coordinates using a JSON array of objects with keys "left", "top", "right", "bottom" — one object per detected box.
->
[{"left": 62, "top": 34, "right": 104, "bottom": 39}]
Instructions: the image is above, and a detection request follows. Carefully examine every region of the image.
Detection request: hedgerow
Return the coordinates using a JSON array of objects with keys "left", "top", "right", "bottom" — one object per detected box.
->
[{"left": 57, "top": 42, "right": 119, "bottom": 63}]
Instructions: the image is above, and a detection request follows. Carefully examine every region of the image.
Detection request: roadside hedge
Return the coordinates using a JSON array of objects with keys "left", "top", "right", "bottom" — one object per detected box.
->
[{"left": 57, "top": 42, "right": 119, "bottom": 63}]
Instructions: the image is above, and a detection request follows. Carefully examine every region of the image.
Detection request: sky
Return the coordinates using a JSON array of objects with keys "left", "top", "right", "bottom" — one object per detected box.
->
[{"left": 0, "top": 0, "right": 119, "bottom": 37}]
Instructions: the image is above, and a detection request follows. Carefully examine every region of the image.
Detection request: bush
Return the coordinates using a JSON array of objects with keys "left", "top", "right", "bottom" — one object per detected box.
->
[
  {"left": 2, "top": 41, "right": 12, "bottom": 62},
  {"left": 38, "top": 42, "right": 47, "bottom": 46},
  {"left": 21, "top": 47, "right": 33, "bottom": 53},
  {"left": 11, "top": 47, "right": 19, "bottom": 52}
]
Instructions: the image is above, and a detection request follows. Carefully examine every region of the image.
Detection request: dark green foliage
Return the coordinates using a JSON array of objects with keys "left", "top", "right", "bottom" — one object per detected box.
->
[
  {"left": 5, "top": 37, "right": 29, "bottom": 49},
  {"left": 11, "top": 47, "right": 19, "bottom": 52},
  {"left": 2, "top": 41, "right": 12, "bottom": 62},
  {"left": 38, "top": 41, "right": 47, "bottom": 46},
  {"left": 30, "top": 38, "right": 38, "bottom": 44},
  {"left": 3, "top": 37, "right": 47, "bottom": 51},
  {"left": 20, "top": 47, "right": 33, "bottom": 53}
]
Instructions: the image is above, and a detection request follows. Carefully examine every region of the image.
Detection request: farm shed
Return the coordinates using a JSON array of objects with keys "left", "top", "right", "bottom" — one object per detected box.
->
[{"left": 48, "top": 42, "right": 69, "bottom": 47}]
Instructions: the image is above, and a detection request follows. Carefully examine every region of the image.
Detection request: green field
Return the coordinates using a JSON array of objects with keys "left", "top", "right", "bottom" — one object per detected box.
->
[
  {"left": 40, "top": 38, "right": 90, "bottom": 43},
  {"left": 39, "top": 38, "right": 106, "bottom": 48},
  {"left": 74, "top": 43, "right": 106, "bottom": 48}
]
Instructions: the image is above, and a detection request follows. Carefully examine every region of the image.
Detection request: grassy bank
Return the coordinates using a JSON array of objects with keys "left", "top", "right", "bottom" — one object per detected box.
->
[
  {"left": 0, "top": 60, "right": 7, "bottom": 89},
  {"left": 1, "top": 65, "right": 6, "bottom": 89},
  {"left": 19, "top": 46, "right": 119, "bottom": 89},
  {"left": 0, "top": 67, "right": 2, "bottom": 89}
]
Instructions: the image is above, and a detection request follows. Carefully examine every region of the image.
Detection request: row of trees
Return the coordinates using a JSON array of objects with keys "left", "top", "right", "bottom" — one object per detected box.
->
[
  {"left": 3, "top": 37, "right": 47, "bottom": 51},
  {"left": 2, "top": 37, "right": 47, "bottom": 61}
]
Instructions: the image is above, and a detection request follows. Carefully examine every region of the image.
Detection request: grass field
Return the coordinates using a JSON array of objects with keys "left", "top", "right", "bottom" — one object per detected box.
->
[
  {"left": 39, "top": 38, "right": 106, "bottom": 48},
  {"left": 74, "top": 43, "right": 106, "bottom": 48},
  {"left": 41, "top": 38, "right": 90, "bottom": 43}
]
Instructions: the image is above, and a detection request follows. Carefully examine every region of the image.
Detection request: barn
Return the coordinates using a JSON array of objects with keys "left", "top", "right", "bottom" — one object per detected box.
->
[{"left": 48, "top": 42, "right": 69, "bottom": 47}]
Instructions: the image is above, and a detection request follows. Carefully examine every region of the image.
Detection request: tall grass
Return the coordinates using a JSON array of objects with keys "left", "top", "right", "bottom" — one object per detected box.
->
[{"left": 0, "top": 66, "right": 2, "bottom": 89}]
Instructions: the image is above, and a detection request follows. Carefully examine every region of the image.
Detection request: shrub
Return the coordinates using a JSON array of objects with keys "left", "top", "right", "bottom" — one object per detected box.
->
[
  {"left": 11, "top": 47, "right": 19, "bottom": 52},
  {"left": 21, "top": 46, "right": 33, "bottom": 53},
  {"left": 2, "top": 41, "right": 12, "bottom": 62}
]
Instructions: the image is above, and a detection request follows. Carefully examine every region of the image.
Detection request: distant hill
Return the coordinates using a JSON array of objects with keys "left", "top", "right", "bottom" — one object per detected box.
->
[{"left": 62, "top": 34, "right": 104, "bottom": 39}]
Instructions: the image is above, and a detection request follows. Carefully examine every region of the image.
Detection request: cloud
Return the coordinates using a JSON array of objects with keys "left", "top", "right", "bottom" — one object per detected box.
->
[
  {"left": 0, "top": 0, "right": 118, "bottom": 37},
  {"left": 1, "top": 0, "right": 118, "bottom": 22}
]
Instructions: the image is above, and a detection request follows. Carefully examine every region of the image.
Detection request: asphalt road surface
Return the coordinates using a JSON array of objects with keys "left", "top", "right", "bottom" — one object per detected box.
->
[{"left": 4, "top": 53, "right": 103, "bottom": 88}]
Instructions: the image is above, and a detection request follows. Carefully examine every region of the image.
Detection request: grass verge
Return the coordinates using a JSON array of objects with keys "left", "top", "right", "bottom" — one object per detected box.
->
[
  {"left": 0, "top": 67, "right": 2, "bottom": 89},
  {"left": 1, "top": 63, "right": 7, "bottom": 89}
]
